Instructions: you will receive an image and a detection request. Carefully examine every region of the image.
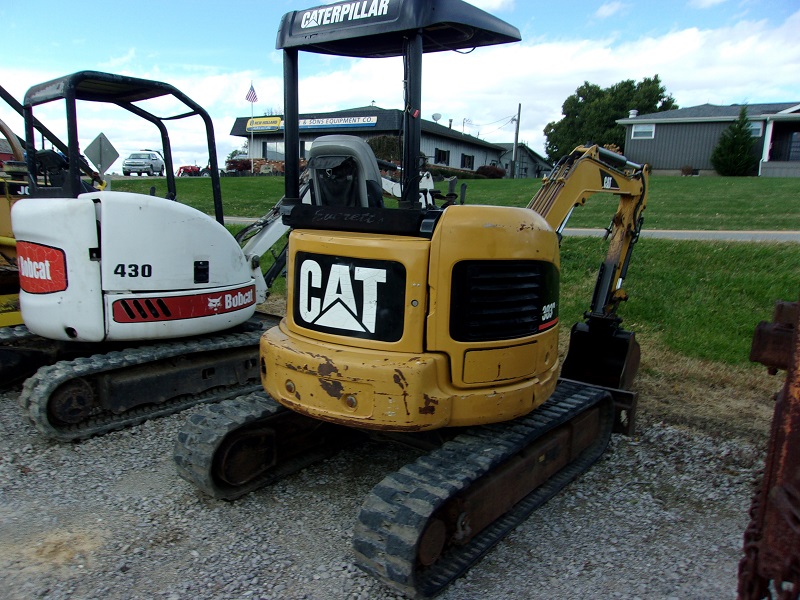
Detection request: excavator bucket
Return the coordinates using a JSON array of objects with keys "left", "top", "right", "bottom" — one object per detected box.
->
[{"left": 560, "top": 321, "right": 641, "bottom": 391}]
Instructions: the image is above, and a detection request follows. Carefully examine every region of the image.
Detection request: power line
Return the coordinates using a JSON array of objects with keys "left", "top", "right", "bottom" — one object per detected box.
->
[
  {"left": 481, "top": 116, "right": 517, "bottom": 137},
  {"left": 469, "top": 114, "right": 517, "bottom": 128}
]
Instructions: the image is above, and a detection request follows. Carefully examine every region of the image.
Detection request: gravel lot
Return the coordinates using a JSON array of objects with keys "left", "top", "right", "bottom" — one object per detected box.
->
[{"left": 0, "top": 385, "right": 763, "bottom": 600}]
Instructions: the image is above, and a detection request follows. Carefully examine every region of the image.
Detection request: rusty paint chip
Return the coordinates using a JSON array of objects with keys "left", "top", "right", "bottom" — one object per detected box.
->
[{"left": 319, "top": 379, "right": 344, "bottom": 399}]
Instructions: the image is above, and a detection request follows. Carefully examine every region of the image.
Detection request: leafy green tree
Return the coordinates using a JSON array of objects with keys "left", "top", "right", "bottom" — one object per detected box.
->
[
  {"left": 227, "top": 142, "right": 248, "bottom": 161},
  {"left": 710, "top": 106, "right": 759, "bottom": 176},
  {"left": 367, "top": 135, "right": 402, "bottom": 162},
  {"left": 544, "top": 75, "right": 677, "bottom": 162}
]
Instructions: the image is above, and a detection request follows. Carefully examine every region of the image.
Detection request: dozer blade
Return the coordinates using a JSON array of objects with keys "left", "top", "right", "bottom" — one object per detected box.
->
[{"left": 560, "top": 321, "right": 641, "bottom": 391}]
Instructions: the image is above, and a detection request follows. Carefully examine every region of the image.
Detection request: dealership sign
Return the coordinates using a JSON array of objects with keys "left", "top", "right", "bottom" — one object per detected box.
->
[
  {"left": 246, "top": 117, "right": 282, "bottom": 132},
  {"left": 246, "top": 115, "right": 377, "bottom": 132}
]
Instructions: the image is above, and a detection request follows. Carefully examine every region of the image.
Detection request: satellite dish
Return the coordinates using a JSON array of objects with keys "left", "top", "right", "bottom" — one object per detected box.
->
[{"left": 432, "top": 113, "right": 442, "bottom": 122}]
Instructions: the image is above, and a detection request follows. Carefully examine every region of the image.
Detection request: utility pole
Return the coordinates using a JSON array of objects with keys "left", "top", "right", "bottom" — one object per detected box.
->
[{"left": 509, "top": 103, "right": 521, "bottom": 179}]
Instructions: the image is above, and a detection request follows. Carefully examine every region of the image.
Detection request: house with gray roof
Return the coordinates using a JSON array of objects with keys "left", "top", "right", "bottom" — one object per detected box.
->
[
  {"left": 616, "top": 103, "right": 800, "bottom": 177},
  {"left": 496, "top": 143, "right": 552, "bottom": 179},
  {"left": 230, "top": 106, "right": 515, "bottom": 175}
]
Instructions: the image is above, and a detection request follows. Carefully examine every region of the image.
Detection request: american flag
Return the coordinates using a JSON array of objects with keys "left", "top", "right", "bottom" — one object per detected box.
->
[{"left": 245, "top": 84, "right": 257, "bottom": 103}]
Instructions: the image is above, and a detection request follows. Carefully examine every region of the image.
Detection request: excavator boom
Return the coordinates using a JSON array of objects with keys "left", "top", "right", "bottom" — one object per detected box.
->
[
  {"left": 529, "top": 144, "right": 648, "bottom": 319},
  {"left": 530, "top": 144, "right": 649, "bottom": 391}
]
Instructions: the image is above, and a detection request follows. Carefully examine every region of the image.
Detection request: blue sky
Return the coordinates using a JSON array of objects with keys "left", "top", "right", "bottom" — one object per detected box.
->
[{"left": 2, "top": 0, "right": 798, "bottom": 171}]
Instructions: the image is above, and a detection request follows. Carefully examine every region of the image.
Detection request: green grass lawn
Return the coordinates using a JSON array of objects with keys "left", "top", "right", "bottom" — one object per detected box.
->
[
  {"left": 112, "top": 174, "right": 799, "bottom": 366},
  {"left": 457, "top": 176, "right": 800, "bottom": 230},
  {"left": 558, "top": 237, "right": 800, "bottom": 366},
  {"left": 111, "top": 174, "right": 800, "bottom": 230}
]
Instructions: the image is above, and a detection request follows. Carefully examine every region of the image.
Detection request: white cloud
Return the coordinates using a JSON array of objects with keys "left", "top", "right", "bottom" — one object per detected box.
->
[
  {"left": 2, "top": 9, "right": 797, "bottom": 169},
  {"left": 688, "top": 0, "right": 727, "bottom": 8},
  {"left": 466, "top": 0, "right": 516, "bottom": 11},
  {"left": 412, "top": 10, "right": 800, "bottom": 154},
  {"left": 595, "top": 2, "right": 627, "bottom": 19},
  {"left": 100, "top": 48, "right": 137, "bottom": 70}
]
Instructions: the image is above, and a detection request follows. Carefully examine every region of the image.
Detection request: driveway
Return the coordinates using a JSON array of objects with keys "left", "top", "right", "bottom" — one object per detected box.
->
[
  {"left": 225, "top": 217, "right": 800, "bottom": 243},
  {"left": 562, "top": 228, "right": 800, "bottom": 242}
]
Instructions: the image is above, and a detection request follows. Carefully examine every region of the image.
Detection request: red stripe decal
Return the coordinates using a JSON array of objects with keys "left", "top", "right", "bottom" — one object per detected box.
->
[
  {"left": 112, "top": 284, "right": 256, "bottom": 323},
  {"left": 539, "top": 317, "right": 559, "bottom": 331}
]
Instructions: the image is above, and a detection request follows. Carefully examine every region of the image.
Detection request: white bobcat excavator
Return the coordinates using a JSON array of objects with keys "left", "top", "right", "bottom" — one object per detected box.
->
[{"left": 4, "top": 71, "right": 294, "bottom": 440}]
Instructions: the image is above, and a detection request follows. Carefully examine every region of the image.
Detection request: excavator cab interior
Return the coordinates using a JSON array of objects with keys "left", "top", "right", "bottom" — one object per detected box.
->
[{"left": 307, "top": 135, "right": 384, "bottom": 208}]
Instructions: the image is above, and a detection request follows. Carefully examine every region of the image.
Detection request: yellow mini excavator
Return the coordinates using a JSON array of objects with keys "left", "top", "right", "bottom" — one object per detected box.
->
[
  {"left": 174, "top": 1, "right": 648, "bottom": 597},
  {"left": 0, "top": 114, "right": 26, "bottom": 327}
]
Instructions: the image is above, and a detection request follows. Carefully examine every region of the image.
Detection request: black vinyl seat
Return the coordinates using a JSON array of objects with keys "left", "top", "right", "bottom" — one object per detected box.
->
[{"left": 307, "top": 136, "right": 384, "bottom": 208}]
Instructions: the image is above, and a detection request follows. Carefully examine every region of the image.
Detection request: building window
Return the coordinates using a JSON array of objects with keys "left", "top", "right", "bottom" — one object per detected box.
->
[
  {"left": 790, "top": 132, "right": 800, "bottom": 162},
  {"left": 435, "top": 148, "right": 450, "bottom": 165},
  {"left": 748, "top": 122, "right": 763, "bottom": 137},
  {"left": 631, "top": 124, "right": 655, "bottom": 139},
  {"left": 460, "top": 154, "right": 474, "bottom": 170}
]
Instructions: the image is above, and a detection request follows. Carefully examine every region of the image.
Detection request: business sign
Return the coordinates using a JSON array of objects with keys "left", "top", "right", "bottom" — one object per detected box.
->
[
  {"left": 300, "top": 116, "right": 378, "bottom": 129},
  {"left": 248, "top": 115, "right": 378, "bottom": 133},
  {"left": 246, "top": 117, "right": 282, "bottom": 132}
]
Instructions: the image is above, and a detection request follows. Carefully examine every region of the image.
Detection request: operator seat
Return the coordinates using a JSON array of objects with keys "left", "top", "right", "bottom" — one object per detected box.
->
[
  {"left": 35, "top": 149, "right": 68, "bottom": 186},
  {"left": 29, "top": 149, "right": 96, "bottom": 197},
  {"left": 307, "top": 135, "right": 384, "bottom": 208}
]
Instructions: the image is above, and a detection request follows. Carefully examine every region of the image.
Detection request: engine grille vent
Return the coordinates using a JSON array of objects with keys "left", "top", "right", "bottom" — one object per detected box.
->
[
  {"left": 116, "top": 298, "right": 173, "bottom": 321},
  {"left": 450, "top": 260, "right": 557, "bottom": 342}
]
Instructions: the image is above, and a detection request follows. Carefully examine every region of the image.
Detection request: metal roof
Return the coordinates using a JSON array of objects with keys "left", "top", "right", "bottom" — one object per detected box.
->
[
  {"left": 230, "top": 106, "right": 505, "bottom": 150},
  {"left": 24, "top": 71, "right": 186, "bottom": 107},
  {"left": 496, "top": 142, "right": 551, "bottom": 165},
  {"left": 618, "top": 102, "right": 800, "bottom": 124},
  {"left": 276, "top": 0, "right": 521, "bottom": 58}
]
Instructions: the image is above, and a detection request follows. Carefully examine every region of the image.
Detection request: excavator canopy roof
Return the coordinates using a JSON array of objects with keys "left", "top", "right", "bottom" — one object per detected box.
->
[
  {"left": 276, "top": 0, "right": 521, "bottom": 57},
  {"left": 24, "top": 71, "right": 188, "bottom": 107},
  {"left": 22, "top": 70, "right": 224, "bottom": 222}
]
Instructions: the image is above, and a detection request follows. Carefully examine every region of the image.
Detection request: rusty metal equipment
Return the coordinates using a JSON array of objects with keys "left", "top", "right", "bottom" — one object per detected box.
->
[{"left": 739, "top": 299, "right": 800, "bottom": 600}]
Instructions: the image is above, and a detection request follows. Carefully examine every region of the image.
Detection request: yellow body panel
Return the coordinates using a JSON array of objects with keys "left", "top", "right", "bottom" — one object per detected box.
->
[
  {"left": 426, "top": 205, "right": 560, "bottom": 387},
  {"left": 1, "top": 200, "right": 15, "bottom": 241},
  {"left": 0, "top": 295, "right": 21, "bottom": 326},
  {"left": 286, "top": 230, "right": 430, "bottom": 352},
  {"left": 261, "top": 323, "right": 559, "bottom": 430},
  {"left": 262, "top": 204, "right": 563, "bottom": 431},
  {"left": 0, "top": 228, "right": 21, "bottom": 327}
]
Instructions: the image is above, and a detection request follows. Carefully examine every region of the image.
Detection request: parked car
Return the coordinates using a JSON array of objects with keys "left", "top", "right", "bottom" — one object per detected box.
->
[{"left": 122, "top": 150, "right": 165, "bottom": 176}]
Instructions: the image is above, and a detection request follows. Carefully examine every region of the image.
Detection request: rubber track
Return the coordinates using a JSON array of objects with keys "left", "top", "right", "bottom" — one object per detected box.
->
[
  {"left": 174, "top": 391, "right": 361, "bottom": 500},
  {"left": 18, "top": 329, "right": 266, "bottom": 442},
  {"left": 174, "top": 392, "right": 284, "bottom": 500},
  {"left": 0, "top": 324, "right": 35, "bottom": 344},
  {"left": 352, "top": 380, "right": 613, "bottom": 598}
]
